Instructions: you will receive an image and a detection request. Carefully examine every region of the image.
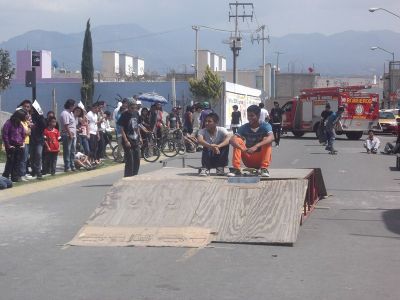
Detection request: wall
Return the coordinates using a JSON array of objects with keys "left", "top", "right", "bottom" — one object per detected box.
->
[
  {"left": 1, "top": 81, "right": 191, "bottom": 115},
  {"left": 275, "top": 73, "right": 318, "bottom": 99}
]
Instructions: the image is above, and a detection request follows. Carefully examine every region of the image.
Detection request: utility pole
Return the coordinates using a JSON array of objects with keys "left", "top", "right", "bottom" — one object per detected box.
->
[
  {"left": 192, "top": 25, "right": 200, "bottom": 79},
  {"left": 252, "top": 25, "right": 269, "bottom": 91},
  {"left": 229, "top": 1, "right": 254, "bottom": 84},
  {"left": 274, "top": 51, "right": 284, "bottom": 72}
]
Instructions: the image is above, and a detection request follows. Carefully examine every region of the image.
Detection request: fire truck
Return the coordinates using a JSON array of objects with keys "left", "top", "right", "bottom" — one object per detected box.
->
[{"left": 281, "top": 85, "right": 380, "bottom": 140}]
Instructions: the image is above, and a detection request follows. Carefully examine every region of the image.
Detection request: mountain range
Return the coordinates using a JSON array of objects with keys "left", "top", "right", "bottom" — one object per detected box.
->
[{"left": 1, "top": 23, "right": 399, "bottom": 76}]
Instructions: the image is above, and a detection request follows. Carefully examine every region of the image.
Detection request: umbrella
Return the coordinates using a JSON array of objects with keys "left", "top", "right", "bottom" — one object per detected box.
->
[{"left": 137, "top": 92, "right": 168, "bottom": 104}]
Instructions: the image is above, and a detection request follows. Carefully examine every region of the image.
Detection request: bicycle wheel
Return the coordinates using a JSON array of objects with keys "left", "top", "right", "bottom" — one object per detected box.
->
[
  {"left": 161, "top": 139, "right": 178, "bottom": 157},
  {"left": 143, "top": 144, "right": 160, "bottom": 162},
  {"left": 176, "top": 140, "right": 186, "bottom": 155},
  {"left": 111, "top": 145, "right": 123, "bottom": 160}
]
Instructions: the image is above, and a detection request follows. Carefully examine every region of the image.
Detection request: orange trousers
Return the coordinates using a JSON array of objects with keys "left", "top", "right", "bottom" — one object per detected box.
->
[{"left": 231, "top": 136, "right": 272, "bottom": 169}]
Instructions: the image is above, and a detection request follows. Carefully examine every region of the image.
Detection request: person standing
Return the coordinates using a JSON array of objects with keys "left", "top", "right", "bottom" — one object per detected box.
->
[
  {"left": 197, "top": 113, "right": 230, "bottom": 176},
  {"left": 114, "top": 99, "right": 128, "bottom": 162},
  {"left": 166, "top": 107, "right": 180, "bottom": 129},
  {"left": 117, "top": 100, "right": 142, "bottom": 177},
  {"left": 29, "top": 104, "right": 47, "bottom": 179},
  {"left": 60, "top": 99, "right": 77, "bottom": 172},
  {"left": 19, "top": 102, "right": 33, "bottom": 181},
  {"left": 43, "top": 117, "right": 60, "bottom": 175},
  {"left": 231, "top": 105, "right": 242, "bottom": 134},
  {"left": 270, "top": 101, "right": 284, "bottom": 147},
  {"left": 87, "top": 103, "right": 100, "bottom": 165},
  {"left": 325, "top": 106, "right": 345, "bottom": 154},
  {"left": 319, "top": 103, "right": 332, "bottom": 145},
  {"left": 200, "top": 102, "right": 214, "bottom": 129},
  {"left": 183, "top": 106, "right": 194, "bottom": 134},
  {"left": 259, "top": 103, "right": 269, "bottom": 123},
  {"left": 192, "top": 104, "right": 202, "bottom": 136},
  {"left": 2, "top": 109, "right": 27, "bottom": 182}
]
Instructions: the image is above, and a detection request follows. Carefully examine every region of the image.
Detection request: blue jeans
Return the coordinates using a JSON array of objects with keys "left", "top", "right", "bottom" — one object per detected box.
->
[
  {"left": 62, "top": 135, "right": 76, "bottom": 171},
  {"left": 79, "top": 135, "right": 90, "bottom": 155},
  {"left": 30, "top": 143, "right": 44, "bottom": 176},
  {"left": 19, "top": 144, "right": 30, "bottom": 177},
  {"left": 326, "top": 130, "right": 335, "bottom": 151}
]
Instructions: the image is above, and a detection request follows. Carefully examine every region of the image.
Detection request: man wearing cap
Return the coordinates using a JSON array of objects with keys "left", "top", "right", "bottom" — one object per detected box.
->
[{"left": 325, "top": 106, "right": 345, "bottom": 154}]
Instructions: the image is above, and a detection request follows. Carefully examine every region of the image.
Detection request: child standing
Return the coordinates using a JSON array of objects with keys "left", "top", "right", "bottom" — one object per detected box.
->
[
  {"left": 43, "top": 117, "right": 60, "bottom": 176},
  {"left": 231, "top": 105, "right": 242, "bottom": 134}
]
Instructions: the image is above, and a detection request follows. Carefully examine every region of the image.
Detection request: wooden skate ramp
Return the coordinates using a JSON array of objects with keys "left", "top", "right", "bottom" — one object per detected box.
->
[{"left": 70, "top": 168, "right": 311, "bottom": 247}]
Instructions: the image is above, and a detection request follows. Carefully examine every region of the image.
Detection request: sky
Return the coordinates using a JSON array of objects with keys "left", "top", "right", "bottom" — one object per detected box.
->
[{"left": 0, "top": 0, "right": 399, "bottom": 42}]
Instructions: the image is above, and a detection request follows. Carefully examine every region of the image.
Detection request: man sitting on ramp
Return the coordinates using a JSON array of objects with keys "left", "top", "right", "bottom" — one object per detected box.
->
[
  {"left": 197, "top": 113, "right": 230, "bottom": 176},
  {"left": 228, "top": 105, "right": 274, "bottom": 177}
]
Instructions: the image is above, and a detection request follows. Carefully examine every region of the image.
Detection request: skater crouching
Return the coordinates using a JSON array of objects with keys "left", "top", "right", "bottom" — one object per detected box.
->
[
  {"left": 197, "top": 113, "right": 230, "bottom": 176},
  {"left": 228, "top": 105, "right": 274, "bottom": 177}
]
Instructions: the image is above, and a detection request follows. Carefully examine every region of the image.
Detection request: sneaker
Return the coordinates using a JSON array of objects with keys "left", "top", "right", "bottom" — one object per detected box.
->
[
  {"left": 216, "top": 167, "right": 225, "bottom": 176},
  {"left": 227, "top": 168, "right": 242, "bottom": 177},
  {"left": 198, "top": 168, "right": 209, "bottom": 177},
  {"left": 21, "top": 177, "right": 29, "bottom": 182},
  {"left": 260, "top": 168, "right": 270, "bottom": 177},
  {"left": 25, "top": 174, "right": 33, "bottom": 179}
]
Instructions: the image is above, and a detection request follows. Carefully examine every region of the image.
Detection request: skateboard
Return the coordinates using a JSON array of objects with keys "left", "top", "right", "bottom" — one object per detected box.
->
[{"left": 328, "top": 150, "right": 338, "bottom": 155}]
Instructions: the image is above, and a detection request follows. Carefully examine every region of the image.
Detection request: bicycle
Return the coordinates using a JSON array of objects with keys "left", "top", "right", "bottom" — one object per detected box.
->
[{"left": 142, "top": 129, "right": 184, "bottom": 162}]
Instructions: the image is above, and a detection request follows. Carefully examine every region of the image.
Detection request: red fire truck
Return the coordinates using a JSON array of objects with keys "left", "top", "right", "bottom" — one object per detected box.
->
[{"left": 281, "top": 85, "right": 380, "bottom": 140}]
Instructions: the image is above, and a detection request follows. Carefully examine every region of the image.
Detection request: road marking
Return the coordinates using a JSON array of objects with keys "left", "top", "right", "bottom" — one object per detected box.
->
[
  {"left": 176, "top": 247, "right": 202, "bottom": 262},
  {"left": 291, "top": 159, "right": 299, "bottom": 165}
]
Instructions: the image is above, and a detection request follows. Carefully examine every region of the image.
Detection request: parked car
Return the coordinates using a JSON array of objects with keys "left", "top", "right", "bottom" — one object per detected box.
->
[{"left": 378, "top": 110, "right": 399, "bottom": 134}]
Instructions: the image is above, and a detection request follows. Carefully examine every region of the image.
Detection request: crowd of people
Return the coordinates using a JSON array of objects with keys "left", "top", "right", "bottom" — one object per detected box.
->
[
  {"left": 3, "top": 96, "right": 397, "bottom": 187},
  {"left": 1, "top": 98, "right": 115, "bottom": 186}
]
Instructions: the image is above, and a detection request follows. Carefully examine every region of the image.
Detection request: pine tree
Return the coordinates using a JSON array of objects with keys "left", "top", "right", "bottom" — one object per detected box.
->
[{"left": 81, "top": 19, "right": 94, "bottom": 107}]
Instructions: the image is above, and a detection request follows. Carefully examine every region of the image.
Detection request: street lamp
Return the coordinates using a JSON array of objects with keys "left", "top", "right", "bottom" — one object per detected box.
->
[
  {"left": 370, "top": 46, "right": 395, "bottom": 62},
  {"left": 371, "top": 46, "right": 396, "bottom": 108},
  {"left": 368, "top": 7, "right": 400, "bottom": 19}
]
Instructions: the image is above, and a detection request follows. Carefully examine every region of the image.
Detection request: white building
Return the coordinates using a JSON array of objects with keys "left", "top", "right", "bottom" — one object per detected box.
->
[
  {"left": 119, "top": 53, "right": 134, "bottom": 77},
  {"left": 133, "top": 57, "right": 145, "bottom": 76},
  {"left": 198, "top": 49, "right": 227, "bottom": 77},
  {"left": 102, "top": 51, "right": 120, "bottom": 79}
]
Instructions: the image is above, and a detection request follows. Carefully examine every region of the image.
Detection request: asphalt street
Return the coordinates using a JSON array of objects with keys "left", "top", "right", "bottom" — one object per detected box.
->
[{"left": 0, "top": 133, "right": 399, "bottom": 300}]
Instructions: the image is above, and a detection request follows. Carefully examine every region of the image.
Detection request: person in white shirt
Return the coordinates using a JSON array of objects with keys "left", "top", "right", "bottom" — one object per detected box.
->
[
  {"left": 259, "top": 103, "right": 269, "bottom": 123},
  {"left": 86, "top": 103, "right": 100, "bottom": 164},
  {"left": 364, "top": 130, "right": 380, "bottom": 154}
]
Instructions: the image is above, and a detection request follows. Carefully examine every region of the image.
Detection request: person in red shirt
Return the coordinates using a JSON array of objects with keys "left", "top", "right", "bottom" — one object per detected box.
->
[{"left": 43, "top": 117, "right": 60, "bottom": 176}]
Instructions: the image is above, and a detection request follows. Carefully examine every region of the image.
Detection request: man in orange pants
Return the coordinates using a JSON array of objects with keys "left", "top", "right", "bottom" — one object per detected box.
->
[{"left": 228, "top": 104, "right": 274, "bottom": 177}]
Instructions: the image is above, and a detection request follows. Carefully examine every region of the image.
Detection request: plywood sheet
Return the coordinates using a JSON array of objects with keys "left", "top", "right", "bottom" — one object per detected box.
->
[
  {"left": 69, "top": 226, "right": 215, "bottom": 248},
  {"left": 70, "top": 168, "right": 312, "bottom": 246}
]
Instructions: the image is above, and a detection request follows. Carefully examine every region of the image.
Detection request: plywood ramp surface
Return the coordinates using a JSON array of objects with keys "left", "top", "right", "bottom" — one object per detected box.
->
[{"left": 70, "top": 168, "right": 309, "bottom": 246}]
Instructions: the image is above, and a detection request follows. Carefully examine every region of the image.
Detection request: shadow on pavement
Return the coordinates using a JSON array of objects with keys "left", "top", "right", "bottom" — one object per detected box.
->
[
  {"left": 382, "top": 209, "right": 400, "bottom": 236},
  {"left": 389, "top": 167, "right": 400, "bottom": 171}
]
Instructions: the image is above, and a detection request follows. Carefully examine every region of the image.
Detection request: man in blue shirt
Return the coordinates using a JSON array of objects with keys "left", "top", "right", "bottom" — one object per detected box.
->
[
  {"left": 325, "top": 106, "right": 344, "bottom": 154},
  {"left": 229, "top": 105, "right": 274, "bottom": 177}
]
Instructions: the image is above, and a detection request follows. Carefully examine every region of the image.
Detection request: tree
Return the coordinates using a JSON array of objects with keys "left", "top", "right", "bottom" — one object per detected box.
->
[
  {"left": 0, "top": 49, "right": 15, "bottom": 92},
  {"left": 81, "top": 19, "right": 94, "bottom": 107},
  {"left": 189, "top": 66, "right": 223, "bottom": 107}
]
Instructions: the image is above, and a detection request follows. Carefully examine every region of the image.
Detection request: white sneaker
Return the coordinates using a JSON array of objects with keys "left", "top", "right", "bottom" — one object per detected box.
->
[
  {"left": 21, "top": 176, "right": 29, "bottom": 182},
  {"left": 216, "top": 167, "right": 225, "bottom": 176},
  {"left": 260, "top": 168, "right": 270, "bottom": 177},
  {"left": 199, "top": 168, "right": 209, "bottom": 177},
  {"left": 24, "top": 175, "right": 34, "bottom": 180}
]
